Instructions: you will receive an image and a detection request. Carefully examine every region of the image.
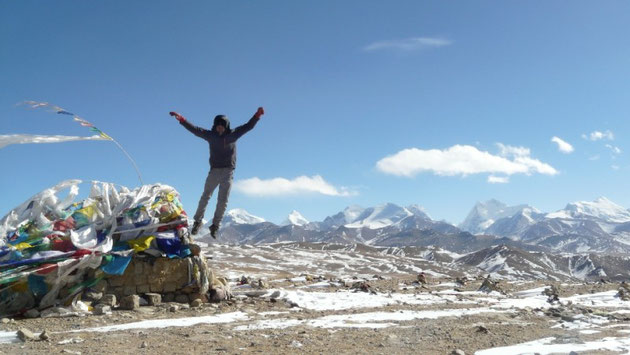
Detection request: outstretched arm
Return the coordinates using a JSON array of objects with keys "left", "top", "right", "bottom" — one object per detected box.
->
[
  {"left": 169, "top": 111, "right": 211, "bottom": 139},
  {"left": 229, "top": 107, "right": 264, "bottom": 142}
]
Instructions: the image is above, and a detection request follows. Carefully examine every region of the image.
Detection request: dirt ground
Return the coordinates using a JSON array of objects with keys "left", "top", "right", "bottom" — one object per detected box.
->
[{"left": 2, "top": 277, "right": 629, "bottom": 355}]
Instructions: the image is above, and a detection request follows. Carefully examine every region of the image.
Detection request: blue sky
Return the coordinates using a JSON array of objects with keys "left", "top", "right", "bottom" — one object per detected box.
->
[{"left": 1, "top": 1, "right": 629, "bottom": 225}]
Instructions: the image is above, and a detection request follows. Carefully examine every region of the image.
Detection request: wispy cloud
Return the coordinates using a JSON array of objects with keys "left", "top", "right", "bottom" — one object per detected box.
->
[
  {"left": 376, "top": 144, "right": 557, "bottom": 181},
  {"left": 0, "top": 134, "right": 108, "bottom": 149},
  {"left": 605, "top": 144, "right": 622, "bottom": 155},
  {"left": 363, "top": 37, "right": 452, "bottom": 52},
  {"left": 550, "top": 136, "right": 574, "bottom": 154},
  {"left": 496, "top": 144, "right": 530, "bottom": 158},
  {"left": 582, "top": 130, "right": 614, "bottom": 141},
  {"left": 488, "top": 175, "right": 509, "bottom": 184},
  {"left": 234, "top": 175, "right": 356, "bottom": 197}
]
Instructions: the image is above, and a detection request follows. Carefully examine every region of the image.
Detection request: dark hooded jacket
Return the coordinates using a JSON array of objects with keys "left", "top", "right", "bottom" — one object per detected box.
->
[{"left": 180, "top": 114, "right": 260, "bottom": 169}]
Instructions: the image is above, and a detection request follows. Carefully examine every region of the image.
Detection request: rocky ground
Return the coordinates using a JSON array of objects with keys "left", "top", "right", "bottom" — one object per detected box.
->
[{"left": 2, "top": 243, "right": 630, "bottom": 354}]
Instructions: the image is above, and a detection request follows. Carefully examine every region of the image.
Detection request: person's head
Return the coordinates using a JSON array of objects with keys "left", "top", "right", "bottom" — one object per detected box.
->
[{"left": 212, "top": 115, "right": 231, "bottom": 135}]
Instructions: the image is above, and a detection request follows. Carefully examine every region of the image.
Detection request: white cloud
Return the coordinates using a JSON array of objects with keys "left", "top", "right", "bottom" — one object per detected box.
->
[
  {"left": 234, "top": 175, "right": 355, "bottom": 197},
  {"left": 612, "top": 165, "right": 620, "bottom": 170},
  {"left": 376, "top": 144, "right": 558, "bottom": 180},
  {"left": 582, "top": 130, "right": 614, "bottom": 141},
  {"left": 550, "top": 136, "right": 574, "bottom": 154},
  {"left": 364, "top": 37, "right": 452, "bottom": 52},
  {"left": 488, "top": 175, "right": 509, "bottom": 184},
  {"left": 0, "top": 134, "right": 108, "bottom": 149},
  {"left": 588, "top": 155, "right": 600, "bottom": 161},
  {"left": 605, "top": 144, "right": 622, "bottom": 155}
]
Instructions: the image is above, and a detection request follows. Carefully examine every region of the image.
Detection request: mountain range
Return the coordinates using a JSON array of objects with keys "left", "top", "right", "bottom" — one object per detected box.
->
[
  {"left": 194, "top": 197, "right": 630, "bottom": 256},
  {"left": 459, "top": 197, "right": 630, "bottom": 254}
]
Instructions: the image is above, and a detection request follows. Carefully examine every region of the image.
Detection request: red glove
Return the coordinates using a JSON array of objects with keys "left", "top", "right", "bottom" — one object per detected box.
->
[
  {"left": 169, "top": 111, "right": 186, "bottom": 123},
  {"left": 254, "top": 107, "right": 264, "bottom": 119}
]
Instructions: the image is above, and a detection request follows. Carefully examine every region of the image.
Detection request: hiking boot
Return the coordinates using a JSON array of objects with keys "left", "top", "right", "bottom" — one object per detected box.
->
[
  {"left": 210, "top": 224, "right": 219, "bottom": 239},
  {"left": 191, "top": 220, "right": 201, "bottom": 235}
]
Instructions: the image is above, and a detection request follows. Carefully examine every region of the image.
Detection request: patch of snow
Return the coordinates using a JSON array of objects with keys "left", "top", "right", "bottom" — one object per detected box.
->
[
  {"left": 236, "top": 309, "right": 509, "bottom": 331},
  {"left": 569, "top": 256, "right": 597, "bottom": 280},
  {"left": 551, "top": 314, "right": 609, "bottom": 330},
  {"left": 0, "top": 331, "right": 20, "bottom": 344},
  {"left": 483, "top": 287, "right": 630, "bottom": 313},
  {"left": 272, "top": 289, "right": 476, "bottom": 311},
  {"left": 274, "top": 290, "right": 396, "bottom": 311},
  {"left": 233, "top": 318, "right": 303, "bottom": 331},
  {"left": 72, "top": 312, "right": 249, "bottom": 332},
  {"left": 435, "top": 249, "right": 465, "bottom": 259},
  {"left": 491, "top": 295, "right": 549, "bottom": 310},
  {"left": 580, "top": 330, "right": 601, "bottom": 334},
  {"left": 475, "top": 335, "right": 630, "bottom": 355},
  {"left": 308, "top": 309, "right": 507, "bottom": 328},
  {"left": 564, "top": 290, "right": 629, "bottom": 308},
  {"left": 479, "top": 219, "right": 495, "bottom": 231},
  {"left": 613, "top": 234, "right": 630, "bottom": 246}
]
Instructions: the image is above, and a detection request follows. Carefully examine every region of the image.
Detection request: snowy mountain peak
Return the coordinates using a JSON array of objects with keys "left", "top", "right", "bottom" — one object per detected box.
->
[
  {"left": 345, "top": 203, "right": 413, "bottom": 229},
  {"left": 485, "top": 206, "right": 545, "bottom": 239},
  {"left": 516, "top": 206, "right": 541, "bottom": 218},
  {"left": 320, "top": 205, "right": 366, "bottom": 229},
  {"left": 547, "top": 197, "right": 630, "bottom": 223},
  {"left": 459, "top": 199, "right": 535, "bottom": 235},
  {"left": 223, "top": 208, "right": 266, "bottom": 226},
  {"left": 405, "top": 204, "right": 431, "bottom": 220},
  {"left": 282, "top": 210, "right": 309, "bottom": 226}
]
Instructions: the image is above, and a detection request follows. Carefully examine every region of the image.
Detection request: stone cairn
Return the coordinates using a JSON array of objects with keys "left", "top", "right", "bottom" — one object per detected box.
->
[{"left": 88, "top": 248, "right": 231, "bottom": 310}]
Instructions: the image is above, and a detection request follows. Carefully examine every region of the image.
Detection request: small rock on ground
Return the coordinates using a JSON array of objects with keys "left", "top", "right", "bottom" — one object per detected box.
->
[
  {"left": 17, "top": 328, "right": 37, "bottom": 342},
  {"left": 99, "top": 294, "right": 117, "bottom": 307},
  {"left": 39, "top": 330, "right": 50, "bottom": 341},
  {"left": 120, "top": 295, "right": 140, "bottom": 310},
  {"left": 93, "top": 304, "right": 112, "bottom": 315}
]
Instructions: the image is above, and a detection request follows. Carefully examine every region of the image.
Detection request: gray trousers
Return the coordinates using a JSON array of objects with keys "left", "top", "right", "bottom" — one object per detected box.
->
[{"left": 193, "top": 168, "right": 234, "bottom": 226}]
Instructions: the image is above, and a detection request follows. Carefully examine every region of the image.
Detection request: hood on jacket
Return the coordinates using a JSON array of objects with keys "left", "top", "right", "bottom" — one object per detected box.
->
[{"left": 212, "top": 115, "right": 232, "bottom": 133}]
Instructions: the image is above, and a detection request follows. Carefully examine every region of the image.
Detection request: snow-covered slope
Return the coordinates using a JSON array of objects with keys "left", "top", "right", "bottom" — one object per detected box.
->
[
  {"left": 282, "top": 210, "right": 309, "bottom": 226},
  {"left": 456, "top": 245, "right": 617, "bottom": 281}
]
